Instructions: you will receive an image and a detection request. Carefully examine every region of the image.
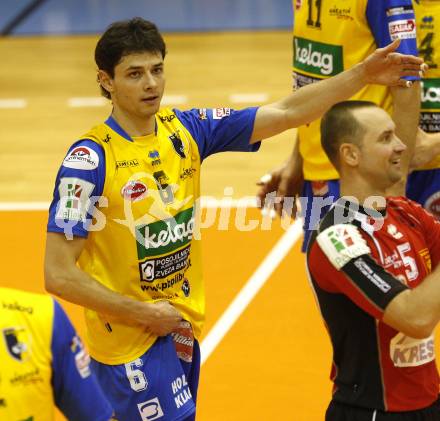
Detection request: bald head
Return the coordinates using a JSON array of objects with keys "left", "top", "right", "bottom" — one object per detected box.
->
[{"left": 320, "top": 100, "right": 377, "bottom": 170}]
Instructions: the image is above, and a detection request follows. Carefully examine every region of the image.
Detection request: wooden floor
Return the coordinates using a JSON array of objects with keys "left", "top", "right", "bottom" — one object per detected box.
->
[{"left": 1, "top": 31, "right": 438, "bottom": 421}]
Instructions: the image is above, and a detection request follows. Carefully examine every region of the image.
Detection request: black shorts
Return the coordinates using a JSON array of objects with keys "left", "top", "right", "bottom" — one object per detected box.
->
[{"left": 325, "top": 398, "right": 440, "bottom": 421}]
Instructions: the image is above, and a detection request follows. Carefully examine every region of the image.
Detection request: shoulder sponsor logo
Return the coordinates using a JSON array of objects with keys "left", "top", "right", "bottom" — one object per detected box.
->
[
  {"left": 116, "top": 159, "right": 139, "bottom": 168},
  {"left": 317, "top": 224, "right": 370, "bottom": 269},
  {"left": 389, "top": 19, "right": 416, "bottom": 40},
  {"left": 390, "top": 333, "right": 435, "bottom": 367},
  {"left": 2, "top": 327, "right": 31, "bottom": 362},
  {"left": 138, "top": 397, "right": 164, "bottom": 420},
  {"left": 56, "top": 178, "right": 95, "bottom": 221},
  {"left": 293, "top": 37, "right": 343, "bottom": 76},
  {"left": 70, "top": 335, "right": 91, "bottom": 378},
  {"left": 213, "top": 108, "right": 231, "bottom": 119},
  {"left": 386, "top": 6, "right": 414, "bottom": 17},
  {"left": 63, "top": 146, "right": 99, "bottom": 170},
  {"left": 159, "top": 114, "right": 176, "bottom": 123},
  {"left": 121, "top": 180, "right": 148, "bottom": 202},
  {"left": 136, "top": 208, "right": 194, "bottom": 259}
]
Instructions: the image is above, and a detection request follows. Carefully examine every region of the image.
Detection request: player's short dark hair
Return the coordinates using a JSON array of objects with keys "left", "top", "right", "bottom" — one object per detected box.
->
[
  {"left": 320, "top": 100, "right": 377, "bottom": 170},
  {"left": 95, "top": 17, "right": 167, "bottom": 99}
]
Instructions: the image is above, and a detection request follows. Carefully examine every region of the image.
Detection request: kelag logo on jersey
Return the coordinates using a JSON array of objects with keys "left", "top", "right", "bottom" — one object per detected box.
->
[
  {"left": 2, "top": 327, "right": 31, "bottom": 362},
  {"left": 136, "top": 208, "right": 194, "bottom": 259},
  {"left": 293, "top": 37, "right": 343, "bottom": 76},
  {"left": 421, "top": 79, "right": 440, "bottom": 110}
]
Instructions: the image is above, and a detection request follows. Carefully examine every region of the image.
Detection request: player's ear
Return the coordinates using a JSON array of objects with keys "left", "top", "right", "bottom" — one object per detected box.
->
[
  {"left": 97, "top": 70, "right": 114, "bottom": 95},
  {"left": 340, "top": 143, "right": 359, "bottom": 167}
]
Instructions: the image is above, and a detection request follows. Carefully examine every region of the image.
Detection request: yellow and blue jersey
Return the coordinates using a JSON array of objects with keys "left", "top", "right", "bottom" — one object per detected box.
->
[
  {"left": 292, "top": 0, "right": 419, "bottom": 180},
  {"left": 47, "top": 107, "right": 259, "bottom": 364},
  {"left": 0, "top": 287, "right": 112, "bottom": 421},
  {"left": 407, "top": 0, "right": 440, "bottom": 219}
]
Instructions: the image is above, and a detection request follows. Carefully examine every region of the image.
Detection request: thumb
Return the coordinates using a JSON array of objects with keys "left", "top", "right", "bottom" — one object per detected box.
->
[{"left": 380, "top": 38, "right": 401, "bottom": 55}]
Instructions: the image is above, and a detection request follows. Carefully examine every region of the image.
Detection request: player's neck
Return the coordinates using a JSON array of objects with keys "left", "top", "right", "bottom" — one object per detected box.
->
[
  {"left": 111, "top": 108, "right": 156, "bottom": 137},
  {"left": 340, "top": 177, "right": 387, "bottom": 210}
]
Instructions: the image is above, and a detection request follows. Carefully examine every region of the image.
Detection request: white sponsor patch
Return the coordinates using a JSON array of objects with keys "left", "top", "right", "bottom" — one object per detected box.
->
[
  {"left": 55, "top": 177, "right": 95, "bottom": 221},
  {"left": 316, "top": 224, "right": 370, "bottom": 269},
  {"left": 212, "top": 108, "right": 231, "bottom": 119},
  {"left": 63, "top": 146, "right": 99, "bottom": 170},
  {"left": 390, "top": 333, "right": 435, "bottom": 368},
  {"left": 137, "top": 398, "right": 164, "bottom": 420},
  {"left": 389, "top": 19, "right": 416, "bottom": 40}
]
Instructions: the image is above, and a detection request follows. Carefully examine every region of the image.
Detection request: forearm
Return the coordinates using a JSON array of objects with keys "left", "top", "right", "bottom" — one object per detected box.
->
[
  {"left": 387, "top": 83, "right": 421, "bottom": 195},
  {"left": 282, "top": 63, "right": 367, "bottom": 128},
  {"left": 384, "top": 263, "right": 440, "bottom": 337}
]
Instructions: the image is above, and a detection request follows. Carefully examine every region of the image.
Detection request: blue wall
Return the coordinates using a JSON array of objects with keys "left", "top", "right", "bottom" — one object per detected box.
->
[{"left": 1, "top": 0, "right": 292, "bottom": 35}]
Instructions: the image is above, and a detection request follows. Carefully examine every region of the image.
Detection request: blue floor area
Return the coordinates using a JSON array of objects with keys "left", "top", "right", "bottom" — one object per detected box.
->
[{"left": 1, "top": 0, "right": 292, "bottom": 35}]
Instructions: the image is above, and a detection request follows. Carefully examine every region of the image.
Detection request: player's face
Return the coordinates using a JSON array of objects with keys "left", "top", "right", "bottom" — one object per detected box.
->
[
  {"left": 108, "top": 51, "right": 165, "bottom": 119},
  {"left": 355, "top": 107, "right": 407, "bottom": 188}
]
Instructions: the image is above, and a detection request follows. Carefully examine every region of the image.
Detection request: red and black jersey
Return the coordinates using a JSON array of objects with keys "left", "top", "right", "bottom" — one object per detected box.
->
[{"left": 307, "top": 196, "right": 440, "bottom": 412}]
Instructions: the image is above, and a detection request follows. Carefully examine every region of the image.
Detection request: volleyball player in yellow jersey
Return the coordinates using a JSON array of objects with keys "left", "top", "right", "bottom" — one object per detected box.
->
[
  {"left": 258, "top": 0, "right": 429, "bottom": 251},
  {"left": 407, "top": 0, "right": 440, "bottom": 219},
  {"left": 0, "top": 287, "right": 113, "bottom": 421},
  {"left": 44, "top": 18, "right": 423, "bottom": 421}
]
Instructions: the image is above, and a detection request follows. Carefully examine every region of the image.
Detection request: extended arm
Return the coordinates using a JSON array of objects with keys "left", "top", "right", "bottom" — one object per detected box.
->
[
  {"left": 44, "top": 232, "right": 182, "bottom": 335},
  {"left": 250, "top": 40, "right": 424, "bottom": 143}
]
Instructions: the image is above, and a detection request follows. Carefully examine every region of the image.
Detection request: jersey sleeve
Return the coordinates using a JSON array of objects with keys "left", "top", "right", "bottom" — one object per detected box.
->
[
  {"left": 174, "top": 107, "right": 260, "bottom": 161},
  {"left": 47, "top": 139, "right": 105, "bottom": 239},
  {"left": 308, "top": 223, "right": 408, "bottom": 319},
  {"left": 51, "top": 299, "right": 113, "bottom": 421},
  {"left": 366, "top": 0, "right": 419, "bottom": 79}
]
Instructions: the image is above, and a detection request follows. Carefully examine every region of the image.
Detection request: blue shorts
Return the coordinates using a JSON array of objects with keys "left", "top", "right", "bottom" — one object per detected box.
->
[
  {"left": 406, "top": 169, "right": 440, "bottom": 220},
  {"left": 300, "top": 179, "right": 340, "bottom": 252},
  {"left": 90, "top": 336, "right": 200, "bottom": 421}
]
